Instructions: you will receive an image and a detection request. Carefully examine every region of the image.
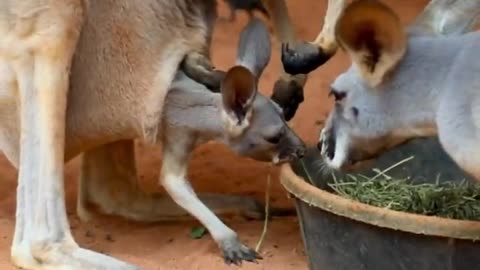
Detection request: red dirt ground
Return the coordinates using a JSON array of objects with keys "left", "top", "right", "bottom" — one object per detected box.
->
[{"left": 0, "top": 1, "right": 429, "bottom": 269}]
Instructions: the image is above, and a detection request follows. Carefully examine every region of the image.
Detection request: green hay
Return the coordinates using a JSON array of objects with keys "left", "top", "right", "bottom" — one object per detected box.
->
[{"left": 323, "top": 157, "right": 480, "bottom": 221}]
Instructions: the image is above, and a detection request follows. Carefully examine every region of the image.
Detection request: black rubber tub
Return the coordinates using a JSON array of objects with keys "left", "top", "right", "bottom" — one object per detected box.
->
[{"left": 280, "top": 137, "right": 480, "bottom": 270}]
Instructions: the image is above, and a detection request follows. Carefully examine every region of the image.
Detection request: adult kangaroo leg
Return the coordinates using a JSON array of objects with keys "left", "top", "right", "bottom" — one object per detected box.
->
[
  {"left": 278, "top": 0, "right": 480, "bottom": 79},
  {"left": 278, "top": 0, "right": 346, "bottom": 76},
  {"left": 261, "top": 0, "right": 307, "bottom": 121},
  {"left": 261, "top": 0, "right": 346, "bottom": 121},
  {"left": 78, "top": 140, "right": 288, "bottom": 223},
  {"left": 9, "top": 1, "right": 137, "bottom": 269}
]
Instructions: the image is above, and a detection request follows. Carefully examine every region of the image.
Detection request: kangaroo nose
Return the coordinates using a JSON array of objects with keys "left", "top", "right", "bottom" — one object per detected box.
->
[
  {"left": 325, "top": 136, "right": 335, "bottom": 160},
  {"left": 317, "top": 141, "right": 322, "bottom": 151},
  {"left": 318, "top": 132, "right": 335, "bottom": 160},
  {"left": 296, "top": 148, "right": 305, "bottom": 159}
]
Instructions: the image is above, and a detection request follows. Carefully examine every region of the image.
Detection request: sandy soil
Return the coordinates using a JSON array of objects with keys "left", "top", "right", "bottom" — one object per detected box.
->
[{"left": 0, "top": 1, "right": 429, "bottom": 269}]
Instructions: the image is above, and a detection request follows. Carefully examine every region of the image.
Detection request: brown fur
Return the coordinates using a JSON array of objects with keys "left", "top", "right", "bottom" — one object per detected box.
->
[
  {"left": 66, "top": 0, "right": 217, "bottom": 150},
  {"left": 0, "top": 1, "right": 229, "bottom": 269}
]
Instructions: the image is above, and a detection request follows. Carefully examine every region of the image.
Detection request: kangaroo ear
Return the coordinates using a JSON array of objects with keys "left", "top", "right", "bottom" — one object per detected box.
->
[
  {"left": 221, "top": 66, "right": 257, "bottom": 136},
  {"left": 235, "top": 18, "right": 272, "bottom": 80},
  {"left": 335, "top": 0, "right": 407, "bottom": 87}
]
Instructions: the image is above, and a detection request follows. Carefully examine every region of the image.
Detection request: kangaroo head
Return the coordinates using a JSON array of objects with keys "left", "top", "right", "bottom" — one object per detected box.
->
[
  {"left": 318, "top": 0, "right": 426, "bottom": 170},
  {"left": 220, "top": 18, "right": 305, "bottom": 163}
]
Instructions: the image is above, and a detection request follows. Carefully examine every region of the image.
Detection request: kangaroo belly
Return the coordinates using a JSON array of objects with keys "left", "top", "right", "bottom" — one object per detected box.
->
[{"left": 64, "top": 0, "right": 215, "bottom": 159}]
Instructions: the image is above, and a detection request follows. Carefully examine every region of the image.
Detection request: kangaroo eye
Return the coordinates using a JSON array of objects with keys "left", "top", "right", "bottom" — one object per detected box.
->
[
  {"left": 265, "top": 132, "right": 282, "bottom": 144},
  {"left": 352, "top": 107, "right": 359, "bottom": 118},
  {"left": 328, "top": 88, "right": 346, "bottom": 102}
]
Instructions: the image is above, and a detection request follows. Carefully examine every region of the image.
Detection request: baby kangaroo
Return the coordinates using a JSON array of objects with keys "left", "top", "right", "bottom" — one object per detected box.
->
[
  {"left": 79, "top": 18, "right": 305, "bottom": 266},
  {"left": 318, "top": 0, "right": 480, "bottom": 181},
  {"left": 157, "top": 18, "right": 305, "bottom": 264}
]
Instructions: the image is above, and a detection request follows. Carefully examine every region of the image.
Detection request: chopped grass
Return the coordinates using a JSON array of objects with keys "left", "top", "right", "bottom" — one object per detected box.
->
[{"left": 320, "top": 157, "right": 480, "bottom": 221}]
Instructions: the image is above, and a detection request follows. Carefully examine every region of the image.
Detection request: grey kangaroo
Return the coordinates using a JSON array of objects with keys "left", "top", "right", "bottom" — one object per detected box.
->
[
  {"left": 0, "top": 0, "right": 303, "bottom": 269},
  {"left": 318, "top": 0, "right": 480, "bottom": 181}
]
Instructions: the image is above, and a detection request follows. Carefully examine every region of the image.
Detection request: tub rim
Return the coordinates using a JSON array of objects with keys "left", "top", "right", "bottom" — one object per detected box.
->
[{"left": 280, "top": 164, "right": 480, "bottom": 241}]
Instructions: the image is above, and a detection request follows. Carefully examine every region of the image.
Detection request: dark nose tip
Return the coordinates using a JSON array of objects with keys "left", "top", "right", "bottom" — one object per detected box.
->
[
  {"left": 296, "top": 148, "right": 306, "bottom": 159},
  {"left": 325, "top": 137, "right": 336, "bottom": 160},
  {"left": 318, "top": 133, "right": 335, "bottom": 160},
  {"left": 317, "top": 141, "right": 322, "bottom": 151}
]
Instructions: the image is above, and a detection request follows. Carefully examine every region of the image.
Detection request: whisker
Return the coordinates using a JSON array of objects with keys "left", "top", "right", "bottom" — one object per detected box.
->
[{"left": 312, "top": 158, "right": 333, "bottom": 178}]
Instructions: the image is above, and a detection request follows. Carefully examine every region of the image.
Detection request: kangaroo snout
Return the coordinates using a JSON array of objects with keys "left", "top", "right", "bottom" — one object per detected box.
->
[
  {"left": 293, "top": 136, "right": 307, "bottom": 159},
  {"left": 295, "top": 147, "right": 306, "bottom": 159},
  {"left": 318, "top": 127, "right": 336, "bottom": 161},
  {"left": 276, "top": 130, "right": 306, "bottom": 163},
  {"left": 286, "top": 141, "right": 306, "bottom": 160}
]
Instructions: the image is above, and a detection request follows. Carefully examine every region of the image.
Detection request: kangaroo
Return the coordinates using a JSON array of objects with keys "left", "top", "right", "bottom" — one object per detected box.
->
[
  {"left": 0, "top": 0, "right": 304, "bottom": 269},
  {"left": 317, "top": 0, "right": 480, "bottom": 181},
  {"left": 261, "top": 0, "right": 480, "bottom": 121}
]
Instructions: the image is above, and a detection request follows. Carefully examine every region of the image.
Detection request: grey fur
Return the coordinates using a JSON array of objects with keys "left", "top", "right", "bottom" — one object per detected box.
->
[
  {"left": 160, "top": 19, "right": 304, "bottom": 264},
  {"left": 319, "top": 0, "right": 480, "bottom": 181},
  {"left": 167, "top": 18, "right": 303, "bottom": 164}
]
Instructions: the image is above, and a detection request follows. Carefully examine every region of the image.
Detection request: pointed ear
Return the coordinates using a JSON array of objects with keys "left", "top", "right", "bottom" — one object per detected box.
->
[
  {"left": 335, "top": 0, "right": 407, "bottom": 87},
  {"left": 235, "top": 18, "right": 272, "bottom": 80},
  {"left": 220, "top": 65, "right": 257, "bottom": 135}
]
